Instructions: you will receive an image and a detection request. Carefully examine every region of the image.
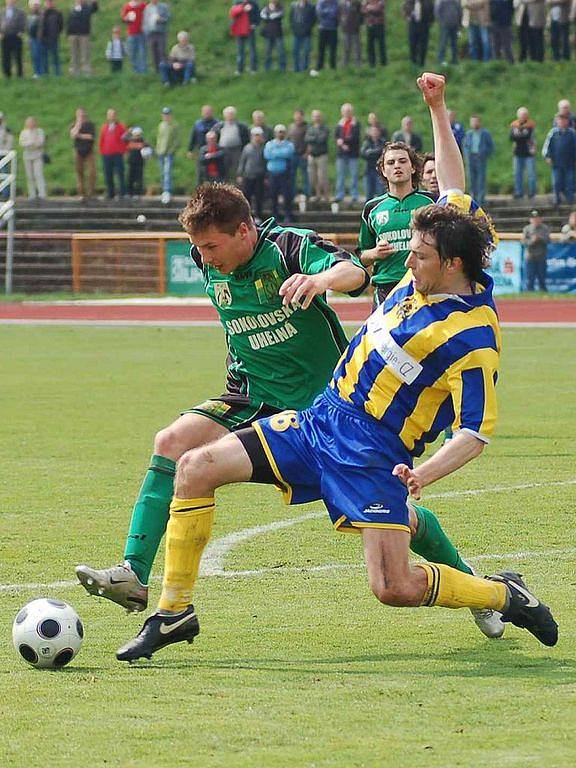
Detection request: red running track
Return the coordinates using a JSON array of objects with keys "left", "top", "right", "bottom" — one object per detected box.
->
[{"left": 0, "top": 299, "right": 575, "bottom": 323}]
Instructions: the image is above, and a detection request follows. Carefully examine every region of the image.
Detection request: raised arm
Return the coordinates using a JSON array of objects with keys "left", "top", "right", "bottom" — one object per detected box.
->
[{"left": 417, "top": 72, "right": 465, "bottom": 194}]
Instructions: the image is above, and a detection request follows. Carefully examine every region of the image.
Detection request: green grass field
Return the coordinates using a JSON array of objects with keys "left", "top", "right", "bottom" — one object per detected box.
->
[
  {"left": 1, "top": 324, "right": 576, "bottom": 767},
  {"left": 2, "top": 0, "right": 573, "bottom": 195}
]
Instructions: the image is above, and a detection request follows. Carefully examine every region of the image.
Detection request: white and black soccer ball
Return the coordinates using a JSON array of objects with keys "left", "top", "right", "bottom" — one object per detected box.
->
[{"left": 12, "top": 598, "right": 84, "bottom": 669}]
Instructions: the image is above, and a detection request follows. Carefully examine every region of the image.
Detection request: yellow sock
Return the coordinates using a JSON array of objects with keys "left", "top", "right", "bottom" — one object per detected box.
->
[
  {"left": 418, "top": 563, "right": 507, "bottom": 611},
  {"left": 158, "top": 497, "right": 215, "bottom": 614}
]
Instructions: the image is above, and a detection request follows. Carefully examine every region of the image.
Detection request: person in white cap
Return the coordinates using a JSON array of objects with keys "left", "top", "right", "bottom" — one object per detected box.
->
[{"left": 263, "top": 123, "right": 295, "bottom": 222}]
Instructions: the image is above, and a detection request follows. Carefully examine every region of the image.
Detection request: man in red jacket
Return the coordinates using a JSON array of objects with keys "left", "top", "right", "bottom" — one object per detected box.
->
[
  {"left": 121, "top": 0, "right": 148, "bottom": 73},
  {"left": 99, "top": 108, "right": 127, "bottom": 199},
  {"left": 229, "top": 2, "right": 259, "bottom": 74}
]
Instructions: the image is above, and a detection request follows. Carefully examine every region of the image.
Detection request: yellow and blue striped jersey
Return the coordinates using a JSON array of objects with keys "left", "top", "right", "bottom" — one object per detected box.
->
[
  {"left": 437, "top": 190, "right": 499, "bottom": 249},
  {"left": 330, "top": 269, "right": 501, "bottom": 457}
]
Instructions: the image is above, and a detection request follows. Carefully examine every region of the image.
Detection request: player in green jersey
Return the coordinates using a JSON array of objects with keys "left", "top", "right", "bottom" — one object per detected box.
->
[
  {"left": 359, "top": 141, "right": 434, "bottom": 307},
  {"left": 75, "top": 183, "right": 369, "bottom": 611}
]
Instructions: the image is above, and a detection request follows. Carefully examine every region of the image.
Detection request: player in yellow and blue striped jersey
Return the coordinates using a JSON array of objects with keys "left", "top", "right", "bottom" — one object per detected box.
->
[{"left": 116, "top": 74, "right": 558, "bottom": 663}]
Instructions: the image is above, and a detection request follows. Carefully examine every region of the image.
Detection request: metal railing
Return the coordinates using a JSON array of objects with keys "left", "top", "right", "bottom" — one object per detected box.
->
[{"left": 0, "top": 150, "right": 17, "bottom": 294}]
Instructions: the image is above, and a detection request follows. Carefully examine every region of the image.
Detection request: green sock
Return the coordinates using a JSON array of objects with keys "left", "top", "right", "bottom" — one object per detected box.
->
[
  {"left": 410, "top": 505, "right": 473, "bottom": 575},
  {"left": 123, "top": 454, "right": 176, "bottom": 585}
]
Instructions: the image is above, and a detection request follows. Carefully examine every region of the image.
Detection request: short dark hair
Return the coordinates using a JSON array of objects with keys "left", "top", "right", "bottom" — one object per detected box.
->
[
  {"left": 376, "top": 141, "right": 422, "bottom": 188},
  {"left": 422, "top": 152, "right": 435, "bottom": 165},
  {"left": 179, "top": 183, "right": 252, "bottom": 236},
  {"left": 412, "top": 204, "right": 492, "bottom": 282}
]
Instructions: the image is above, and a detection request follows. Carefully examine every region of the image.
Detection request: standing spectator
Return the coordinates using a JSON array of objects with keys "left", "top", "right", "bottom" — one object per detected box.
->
[
  {"left": 334, "top": 102, "right": 360, "bottom": 203},
  {"left": 516, "top": 0, "right": 529, "bottom": 59},
  {"left": 305, "top": 108, "right": 330, "bottom": 201},
  {"left": 392, "top": 115, "right": 423, "bottom": 151},
  {"left": 510, "top": 106, "right": 537, "bottom": 198},
  {"left": 39, "top": 0, "right": 63, "bottom": 75},
  {"left": 421, "top": 152, "right": 439, "bottom": 198},
  {"left": 490, "top": 0, "right": 514, "bottom": 61},
  {"left": 187, "top": 104, "right": 218, "bottom": 182},
  {"left": 260, "top": 1, "right": 286, "bottom": 71},
  {"left": 517, "top": 0, "right": 545, "bottom": 61},
  {"left": 542, "top": 113, "right": 576, "bottom": 205},
  {"left": 288, "top": 108, "right": 310, "bottom": 198},
  {"left": 289, "top": 0, "right": 315, "bottom": 72},
  {"left": 340, "top": 0, "right": 362, "bottom": 66},
  {"left": 560, "top": 210, "right": 576, "bottom": 241},
  {"left": 555, "top": 99, "right": 576, "bottom": 129},
  {"left": 1, "top": 0, "right": 26, "bottom": 78},
  {"left": 143, "top": 0, "right": 170, "bottom": 72},
  {"left": 19, "top": 116, "right": 46, "bottom": 200},
  {"left": 70, "top": 106, "right": 96, "bottom": 200},
  {"left": 123, "top": 126, "right": 149, "bottom": 198},
  {"left": 66, "top": 0, "right": 97, "bottom": 76},
  {"left": 313, "top": 0, "right": 339, "bottom": 73},
  {"left": 251, "top": 110, "right": 274, "bottom": 141},
  {"left": 403, "top": 0, "right": 434, "bottom": 66},
  {"left": 462, "top": 115, "right": 494, "bottom": 205},
  {"left": 215, "top": 106, "right": 250, "bottom": 181},
  {"left": 156, "top": 106, "right": 180, "bottom": 204},
  {"left": 105, "top": 26, "right": 126, "bottom": 72},
  {"left": 0, "top": 111, "right": 14, "bottom": 200},
  {"left": 435, "top": 0, "right": 461, "bottom": 64},
  {"left": 522, "top": 210, "right": 550, "bottom": 291},
  {"left": 366, "top": 110, "right": 388, "bottom": 140},
  {"left": 361, "top": 125, "right": 386, "bottom": 200},
  {"left": 264, "top": 123, "right": 295, "bottom": 222},
  {"left": 121, "top": 0, "right": 147, "bottom": 73},
  {"left": 98, "top": 108, "right": 127, "bottom": 200},
  {"left": 198, "top": 130, "right": 226, "bottom": 183},
  {"left": 28, "top": 1, "right": 43, "bottom": 77},
  {"left": 463, "top": 0, "right": 492, "bottom": 60},
  {"left": 547, "top": 0, "right": 570, "bottom": 59},
  {"left": 229, "top": 1, "right": 259, "bottom": 75},
  {"left": 361, "top": 0, "right": 386, "bottom": 66},
  {"left": 237, "top": 126, "right": 267, "bottom": 222},
  {"left": 159, "top": 30, "right": 196, "bottom": 85},
  {"left": 449, "top": 109, "right": 464, "bottom": 149}
]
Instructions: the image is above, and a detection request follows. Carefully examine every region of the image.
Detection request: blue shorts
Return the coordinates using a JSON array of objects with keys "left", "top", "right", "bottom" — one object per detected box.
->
[{"left": 252, "top": 388, "right": 413, "bottom": 534}]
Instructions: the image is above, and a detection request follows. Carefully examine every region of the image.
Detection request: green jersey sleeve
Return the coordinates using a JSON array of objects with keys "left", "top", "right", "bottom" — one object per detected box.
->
[
  {"left": 299, "top": 233, "right": 369, "bottom": 296},
  {"left": 358, "top": 203, "right": 378, "bottom": 251}
]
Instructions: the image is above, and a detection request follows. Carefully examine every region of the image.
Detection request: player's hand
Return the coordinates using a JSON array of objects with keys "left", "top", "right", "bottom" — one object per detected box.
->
[
  {"left": 374, "top": 239, "right": 395, "bottom": 260},
  {"left": 392, "top": 463, "right": 423, "bottom": 500},
  {"left": 417, "top": 72, "right": 446, "bottom": 109},
  {"left": 279, "top": 272, "right": 329, "bottom": 309}
]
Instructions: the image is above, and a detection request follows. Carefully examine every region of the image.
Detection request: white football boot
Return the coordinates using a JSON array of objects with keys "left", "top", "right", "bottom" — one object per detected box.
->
[
  {"left": 468, "top": 562, "right": 505, "bottom": 638},
  {"left": 75, "top": 562, "right": 148, "bottom": 613}
]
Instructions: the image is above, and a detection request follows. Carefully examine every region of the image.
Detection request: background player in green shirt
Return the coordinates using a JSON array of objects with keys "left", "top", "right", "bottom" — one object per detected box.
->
[
  {"left": 358, "top": 141, "right": 434, "bottom": 307},
  {"left": 76, "top": 183, "right": 369, "bottom": 611}
]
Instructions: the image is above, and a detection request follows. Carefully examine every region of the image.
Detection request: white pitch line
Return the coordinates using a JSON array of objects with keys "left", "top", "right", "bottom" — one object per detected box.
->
[{"left": 1, "top": 478, "right": 574, "bottom": 593}]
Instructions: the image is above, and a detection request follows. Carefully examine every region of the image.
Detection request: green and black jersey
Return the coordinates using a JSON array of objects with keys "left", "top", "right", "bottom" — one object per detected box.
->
[
  {"left": 358, "top": 190, "right": 435, "bottom": 285},
  {"left": 191, "top": 218, "right": 369, "bottom": 411}
]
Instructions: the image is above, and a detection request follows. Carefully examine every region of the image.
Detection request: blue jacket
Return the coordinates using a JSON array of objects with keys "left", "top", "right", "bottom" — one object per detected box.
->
[
  {"left": 462, "top": 128, "right": 495, "bottom": 160},
  {"left": 316, "top": 0, "right": 339, "bottom": 29},
  {"left": 263, "top": 139, "right": 295, "bottom": 173},
  {"left": 542, "top": 127, "right": 576, "bottom": 167}
]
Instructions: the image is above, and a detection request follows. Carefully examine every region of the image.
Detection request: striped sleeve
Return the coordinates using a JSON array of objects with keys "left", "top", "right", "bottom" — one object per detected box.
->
[{"left": 447, "top": 348, "right": 499, "bottom": 442}]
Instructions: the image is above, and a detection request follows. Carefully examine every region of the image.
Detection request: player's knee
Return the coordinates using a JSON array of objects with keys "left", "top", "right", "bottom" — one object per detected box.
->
[
  {"left": 177, "top": 445, "right": 218, "bottom": 490},
  {"left": 154, "top": 425, "right": 196, "bottom": 459}
]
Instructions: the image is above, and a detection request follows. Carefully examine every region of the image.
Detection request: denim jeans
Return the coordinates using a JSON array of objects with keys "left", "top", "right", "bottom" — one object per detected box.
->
[
  {"left": 552, "top": 166, "right": 575, "bottom": 205},
  {"left": 292, "top": 34, "right": 311, "bottom": 71},
  {"left": 236, "top": 32, "right": 258, "bottom": 72},
  {"left": 159, "top": 60, "right": 195, "bottom": 84},
  {"left": 335, "top": 156, "right": 359, "bottom": 200},
  {"left": 468, "top": 25, "right": 491, "bottom": 61},
  {"left": 291, "top": 154, "right": 310, "bottom": 197},
  {"left": 40, "top": 40, "right": 61, "bottom": 75},
  {"left": 438, "top": 26, "right": 458, "bottom": 63},
  {"left": 102, "top": 154, "right": 126, "bottom": 198},
  {"left": 269, "top": 171, "right": 293, "bottom": 222},
  {"left": 513, "top": 156, "right": 536, "bottom": 197},
  {"left": 30, "top": 37, "right": 43, "bottom": 76},
  {"left": 264, "top": 36, "right": 286, "bottom": 71},
  {"left": 158, "top": 154, "right": 174, "bottom": 194},
  {"left": 467, "top": 154, "right": 487, "bottom": 204},
  {"left": 526, "top": 257, "right": 547, "bottom": 291},
  {"left": 364, "top": 166, "right": 385, "bottom": 200},
  {"left": 128, "top": 33, "right": 147, "bottom": 73}
]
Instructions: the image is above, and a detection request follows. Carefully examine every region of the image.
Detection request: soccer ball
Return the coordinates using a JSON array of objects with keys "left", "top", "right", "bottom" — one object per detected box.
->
[{"left": 12, "top": 598, "right": 84, "bottom": 669}]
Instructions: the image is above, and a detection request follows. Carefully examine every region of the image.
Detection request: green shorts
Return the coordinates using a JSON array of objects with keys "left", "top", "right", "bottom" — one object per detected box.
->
[{"left": 183, "top": 394, "right": 281, "bottom": 432}]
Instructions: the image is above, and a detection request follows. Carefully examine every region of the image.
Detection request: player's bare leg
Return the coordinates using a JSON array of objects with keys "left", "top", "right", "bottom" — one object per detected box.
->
[
  {"left": 361, "top": 528, "right": 557, "bottom": 646},
  {"left": 116, "top": 433, "right": 252, "bottom": 661},
  {"left": 76, "top": 413, "right": 229, "bottom": 612}
]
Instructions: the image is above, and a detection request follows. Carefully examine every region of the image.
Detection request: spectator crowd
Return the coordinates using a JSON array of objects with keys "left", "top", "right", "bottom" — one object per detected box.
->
[{"left": 1, "top": 0, "right": 576, "bottom": 85}]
